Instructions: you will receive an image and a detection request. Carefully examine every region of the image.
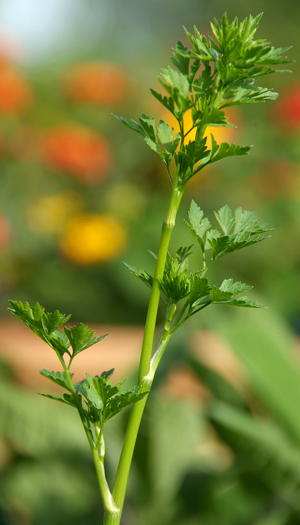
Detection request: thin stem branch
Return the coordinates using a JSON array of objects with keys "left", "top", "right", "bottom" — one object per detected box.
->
[{"left": 59, "top": 358, "right": 118, "bottom": 518}]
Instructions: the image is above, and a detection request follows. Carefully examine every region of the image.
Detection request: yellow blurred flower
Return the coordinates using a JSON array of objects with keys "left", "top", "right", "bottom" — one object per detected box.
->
[
  {"left": 26, "top": 191, "right": 83, "bottom": 235},
  {"left": 60, "top": 214, "right": 127, "bottom": 265}
]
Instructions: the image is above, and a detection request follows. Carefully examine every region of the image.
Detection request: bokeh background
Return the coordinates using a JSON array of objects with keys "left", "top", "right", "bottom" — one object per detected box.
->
[{"left": 0, "top": 0, "right": 300, "bottom": 524}]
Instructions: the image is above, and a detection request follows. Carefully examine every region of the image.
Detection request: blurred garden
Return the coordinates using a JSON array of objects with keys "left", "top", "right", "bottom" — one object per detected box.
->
[{"left": 0, "top": 0, "right": 300, "bottom": 524}]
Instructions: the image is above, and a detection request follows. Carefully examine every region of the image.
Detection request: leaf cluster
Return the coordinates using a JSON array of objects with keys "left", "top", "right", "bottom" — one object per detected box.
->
[
  {"left": 8, "top": 300, "right": 107, "bottom": 366},
  {"left": 8, "top": 301, "right": 147, "bottom": 440},
  {"left": 125, "top": 201, "right": 266, "bottom": 334},
  {"left": 186, "top": 200, "right": 271, "bottom": 263},
  {"left": 114, "top": 13, "right": 291, "bottom": 187},
  {"left": 40, "top": 368, "right": 147, "bottom": 430}
]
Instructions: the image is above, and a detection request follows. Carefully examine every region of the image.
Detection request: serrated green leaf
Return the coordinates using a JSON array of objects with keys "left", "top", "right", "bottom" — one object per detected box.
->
[
  {"left": 191, "top": 68, "right": 214, "bottom": 98},
  {"left": 139, "top": 114, "right": 158, "bottom": 143},
  {"left": 210, "top": 285, "right": 233, "bottom": 302},
  {"left": 162, "top": 270, "right": 190, "bottom": 304},
  {"left": 40, "top": 369, "right": 73, "bottom": 392},
  {"left": 223, "top": 297, "right": 265, "bottom": 308},
  {"left": 202, "top": 107, "right": 236, "bottom": 128},
  {"left": 101, "top": 369, "right": 115, "bottom": 381},
  {"left": 186, "top": 201, "right": 211, "bottom": 254},
  {"left": 189, "top": 275, "right": 211, "bottom": 306},
  {"left": 233, "top": 207, "right": 266, "bottom": 234},
  {"left": 171, "top": 41, "right": 190, "bottom": 77},
  {"left": 75, "top": 377, "right": 103, "bottom": 411},
  {"left": 219, "top": 278, "right": 253, "bottom": 295},
  {"left": 214, "top": 205, "right": 235, "bottom": 235},
  {"left": 222, "top": 79, "right": 279, "bottom": 108},
  {"left": 105, "top": 387, "right": 148, "bottom": 422},
  {"left": 210, "top": 279, "right": 264, "bottom": 309},
  {"left": 197, "top": 136, "right": 251, "bottom": 170},
  {"left": 50, "top": 329, "right": 71, "bottom": 357},
  {"left": 150, "top": 89, "right": 175, "bottom": 115},
  {"left": 160, "top": 66, "right": 190, "bottom": 98},
  {"left": 123, "top": 262, "right": 153, "bottom": 290},
  {"left": 9, "top": 300, "right": 44, "bottom": 337},
  {"left": 162, "top": 252, "right": 191, "bottom": 304},
  {"left": 178, "top": 138, "right": 208, "bottom": 178},
  {"left": 64, "top": 324, "right": 108, "bottom": 359},
  {"left": 43, "top": 311, "right": 71, "bottom": 335},
  {"left": 87, "top": 373, "right": 119, "bottom": 405},
  {"left": 157, "top": 120, "right": 180, "bottom": 165},
  {"left": 207, "top": 235, "right": 230, "bottom": 259},
  {"left": 8, "top": 300, "right": 72, "bottom": 358},
  {"left": 39, "top": 392, "right": 80, "bottom": 408},
  {"left": 112, "top": 114, "right": 146, "bottom": 136},
  {"left": 175, "top": 245, "right": 194, "bottom": 263}
]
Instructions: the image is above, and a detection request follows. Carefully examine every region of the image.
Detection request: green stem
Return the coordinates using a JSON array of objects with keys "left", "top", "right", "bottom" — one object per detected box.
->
[
  {"left": 104, "top": 186, "right": 183, "bottom": 525},
  {"left": 60, "top": 359, "right": 119, "bottom": 518},
  {"left": 138, "top": 186, "right": 183, "bottom": 382},
  {"left": 93, "top": 449, "right": 120, "bottom": 518}
]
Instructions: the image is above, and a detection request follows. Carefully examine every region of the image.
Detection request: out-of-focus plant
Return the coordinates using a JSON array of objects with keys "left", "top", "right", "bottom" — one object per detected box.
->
[
  {"left": 60, "top": 213, "right": 128, "bottom": 265},
  {"left": 8, "top": 13, "right": 292, "bottom": 525},
  {"left": 42, "top": 124, "right": 112, "bottom": 184},
  {"left": 64, "top": 62, "right": 129, "bottom": 105}
]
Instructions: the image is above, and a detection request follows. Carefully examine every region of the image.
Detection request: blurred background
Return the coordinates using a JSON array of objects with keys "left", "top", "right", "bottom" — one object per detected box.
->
[{"left": 0, "top": 0, "right": 300, "bottom": 524}]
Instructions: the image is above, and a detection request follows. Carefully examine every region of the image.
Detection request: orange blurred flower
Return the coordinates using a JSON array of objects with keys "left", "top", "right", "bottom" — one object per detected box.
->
[
  {"left": 42, "top": 124, "right": 112, "bottom": 184},
  {"left": 274, "top": 84, "right": 300, "bottom": 131},
  {"left": 60, "top": 213, "right": 127, "bottom": 265},
  {"left": 0, "top": 67, "right": 32, "bottom": 115},
  {"left": 64, "top": 62, "right": 128, "bottom": 105}
]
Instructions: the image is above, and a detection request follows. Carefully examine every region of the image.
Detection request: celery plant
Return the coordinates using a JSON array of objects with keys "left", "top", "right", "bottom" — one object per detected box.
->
[{"left": 9, "top": 13, "right": 291, "bottom": 525}]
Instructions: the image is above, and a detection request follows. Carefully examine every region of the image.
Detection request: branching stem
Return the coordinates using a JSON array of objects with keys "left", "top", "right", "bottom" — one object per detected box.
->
[{"left": 103, "top": 185, "right": 183, "bottom": 524}]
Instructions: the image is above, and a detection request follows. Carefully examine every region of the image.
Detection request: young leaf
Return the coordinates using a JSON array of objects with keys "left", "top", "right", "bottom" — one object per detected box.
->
[
  {"left": 105, "top": 386, "right": 148, "bottom": 422},
  {"left": 64, "top": 324, "right": 108, "bottom": 360},
  {"left": 43, "top": 311, "right": 71, "bottom": 335},
  {"left": 8, "top": 300, "right": 45, "bottom": 337},
  {"left": 8, "top": 300, "right": 71, "bottom": 357},
  {"left": 162, "top": 269, "right": 190, "bottom": 304},
  {"left": 123, "top": 262, "right": 154, "bottom": 290},
  {"left": 40, "top": 369, "right": 74, "bottom": 392},
  {"left": 205, "top": 205, "right": 271, "bottom": 260},
  {"left": 160, "top": 66, "right": 190, "bottom": 98},
  {"left": 196, "top": 135, "right": 251, "bottom": 173},
  {"left": 185, "top": 200, "right": 211, "bottom": 253},
  {"left": 171, "top": 41, "right": 190, "bottom": 78},
  {"left": 39, "top": 392, "right": 81, "bottom": 408},
  {"left": 175, "top": 245, "right": 194, "bottom": 264},
  {"left": 214, "top": 205, "right": 235, "bottom": 235},
  {"left": 112, "top": 115, "right": 146, "bottom": 136},
  {"left": 222, "top": 297, "right": 265, "bottom": 308},
  {"left": 219, "top": 278, "right": 253, "bottom": 295},
  {"left": 158, "top": 120, "right": 181, "bottom": 164},
  {"left": 188, "top": 275, "right": 211, "bottom": 306},
  {"left": 139, "top": 114, "right": 158, "bottom": 143},
  {"left": 150, "top": 89, "right": 175, "bottom": 115},
  {"left": 210, "top": 279, "right": 264, "bottom": 308}
]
